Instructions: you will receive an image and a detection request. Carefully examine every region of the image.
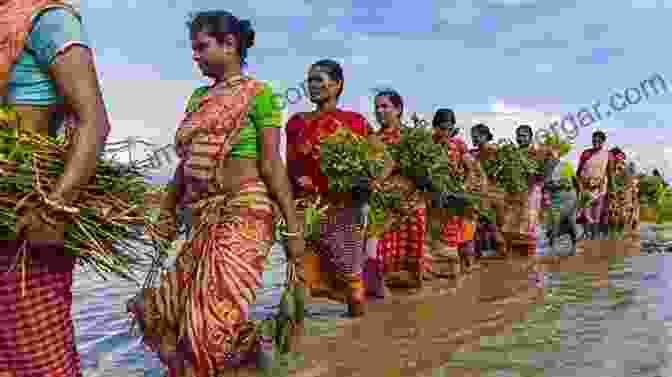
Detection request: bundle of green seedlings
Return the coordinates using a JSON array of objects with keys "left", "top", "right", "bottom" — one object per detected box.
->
[
  {"left": 0, "top": 127, "right": 160, "bottom": 282},
  {"left": 319, "top": 127, "right": 385, "bottom": 193},
  {"left": 386, "top": 124, "right": 476, "bottom": 205},
  {"left": 480, "top": 138, "right": 544, "bottom": 193}
]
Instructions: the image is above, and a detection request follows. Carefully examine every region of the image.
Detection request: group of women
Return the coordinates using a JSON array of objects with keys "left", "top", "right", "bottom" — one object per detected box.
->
[
  {"left": 119, "top": 9, "right": 643, "bottom": 377},
  {"left": 0, "top": 4, "right": 641, "bottom": 376}
]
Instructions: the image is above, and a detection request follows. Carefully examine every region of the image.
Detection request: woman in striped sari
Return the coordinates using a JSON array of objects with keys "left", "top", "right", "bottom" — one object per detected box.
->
[
  {"left": 126, "top": 12, "right": 304, "bottom": 376},
  {"left": 285, "top": 59, "right": 371, "bottom": 317},
  {"left": 369, "top": 90, "right": 427, "bottom": 289},
  {"left": 0, "top": 1, "right": 110, "bottom": 375}
]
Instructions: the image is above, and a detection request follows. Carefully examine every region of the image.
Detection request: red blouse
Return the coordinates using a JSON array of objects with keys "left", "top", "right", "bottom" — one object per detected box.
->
[{"left": 286, "top": 109, "right": 369, "bottom": 194}]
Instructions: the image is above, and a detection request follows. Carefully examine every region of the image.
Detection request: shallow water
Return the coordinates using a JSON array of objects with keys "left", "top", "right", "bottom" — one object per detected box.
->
[{"left": 74, "top": 228, "right": 672, "bottom": 377}]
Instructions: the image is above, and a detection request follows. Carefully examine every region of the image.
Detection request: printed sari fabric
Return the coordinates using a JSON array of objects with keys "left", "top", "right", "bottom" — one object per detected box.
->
[
  {"left": 0, "top": 3, "right": 84, "bottom": 376},
  {"left": 133, "top": 180, "right": 276, "bottom": 376},
  {"left": 285, "top": 110, "right": 370, "bottom": 304},
  {"left": 375, "top": 126, "right": 426, "bottom": 287},
  {"left": 576, "top": 148, "right": 609, "bottom": 225},
  {"left": 0, "top": 242, "right": 81, "bottom": 377},
  {"left": 607, "top": 154, "right": 638, "bottom": 227},
  {"left": 130, "top": 76, "right": 280, "bottom": 376}
]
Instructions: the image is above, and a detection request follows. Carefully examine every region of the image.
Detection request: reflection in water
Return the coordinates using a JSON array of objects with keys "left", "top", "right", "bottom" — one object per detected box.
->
[{"left": 75, "top": 237, "right": 672, "bottom": 377}]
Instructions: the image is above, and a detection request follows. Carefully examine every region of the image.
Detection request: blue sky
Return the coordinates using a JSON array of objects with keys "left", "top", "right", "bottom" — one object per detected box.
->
[{"left": 78, "top": 0, "right": 672, "bottom": 179}]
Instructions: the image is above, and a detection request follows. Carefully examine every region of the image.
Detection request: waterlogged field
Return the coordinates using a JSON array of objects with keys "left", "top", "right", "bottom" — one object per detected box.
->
[{"left": 76, "top": 231, "right": 672, "bottom": 377}]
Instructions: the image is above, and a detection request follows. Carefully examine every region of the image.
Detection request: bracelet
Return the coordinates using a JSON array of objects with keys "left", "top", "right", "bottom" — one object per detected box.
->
[{"left": 282, "top": 231, "right": 303, "bottom": 238}]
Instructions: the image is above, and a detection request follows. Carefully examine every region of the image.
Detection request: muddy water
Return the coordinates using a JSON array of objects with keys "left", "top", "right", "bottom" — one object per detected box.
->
[{"left": 76, "top": 232, "right": 671, "bottom": 377}]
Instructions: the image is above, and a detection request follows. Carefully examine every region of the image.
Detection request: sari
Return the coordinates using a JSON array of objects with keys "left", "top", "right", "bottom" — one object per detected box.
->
[
  {"left": 285, "top": 110, "right": 369, "bottom": 307},
  {"left": 129, "top": 76, "right": 280, "bottom": 376},
  {"left": 426, "top": 134, "right": 472, "bottom": 277},
  {"left": 606, "top": 153, "right": 639, "bottom": 233},
  {"left": 375, "top": 125, "right": 426, "bottom": 287},
  {"left": 501, "top": 145, "right": 545, "bottom": 254},
  {"left": 0, "top": 2, "right": 89, "bottom": 376},
  {"left": 576, "top": 147, "right": 609, "bottom": 226},
  {"left": 466, "top": 146, "right": 500, "bottom": 257}
]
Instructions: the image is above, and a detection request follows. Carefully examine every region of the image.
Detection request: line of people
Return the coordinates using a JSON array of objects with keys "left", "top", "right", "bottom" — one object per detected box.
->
[{"left": 0, "top": 4, "right": 642, "bottom": 376}]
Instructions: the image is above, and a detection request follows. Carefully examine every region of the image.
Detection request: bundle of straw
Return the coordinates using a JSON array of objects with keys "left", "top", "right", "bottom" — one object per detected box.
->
[{"left": 0, "top": 127, "right": 163, "bottom": 282}]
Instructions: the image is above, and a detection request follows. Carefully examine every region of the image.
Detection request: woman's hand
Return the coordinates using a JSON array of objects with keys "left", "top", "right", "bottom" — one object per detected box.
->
[{"left": 16, "top": 206, "right": 65, "bottom": 242}]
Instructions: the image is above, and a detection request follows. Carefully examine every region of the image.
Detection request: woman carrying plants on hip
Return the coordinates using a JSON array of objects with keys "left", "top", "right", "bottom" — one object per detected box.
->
[
  {"left": 606, "top": 147, "right": 638, "bottom": 239},
  {"left": 0, "top": 1, "right": 111, "bottom": 375},
  {"left": 430, "top": 109, "right": 479, "bottom": 272},
  {"left": 126, "top": 12, "right": 304, "bottom": 376},
  {"left": 285, "top": 59, "right": 371, "bottom": 317},
  {"left": 367, "top": 90, "right": 430, "bottom": 289},
  {"left": 468, "top": 123, "right": 499, "bottom": 257}
]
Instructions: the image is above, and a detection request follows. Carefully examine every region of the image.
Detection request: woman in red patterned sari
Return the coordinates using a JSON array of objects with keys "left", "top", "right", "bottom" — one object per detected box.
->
[
  {"left": 369, "top": 90, "right": 427, "bottom": 289},
  {"left": 286, "top": 59, "right": 370, "bottom": 317}
]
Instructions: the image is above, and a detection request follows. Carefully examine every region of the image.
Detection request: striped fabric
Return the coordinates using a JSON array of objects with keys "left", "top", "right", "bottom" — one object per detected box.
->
[
  {"left": 318, "top": 204, "right": 368, "bottom": 304},
  {"left": 0, "top": 241, "right": 81, "bottom": 377}
]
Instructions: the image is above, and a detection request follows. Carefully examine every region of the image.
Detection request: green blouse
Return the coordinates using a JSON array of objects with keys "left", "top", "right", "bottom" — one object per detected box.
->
[{"left": 184, "top": 82, "right": 282, "bottom": 160}]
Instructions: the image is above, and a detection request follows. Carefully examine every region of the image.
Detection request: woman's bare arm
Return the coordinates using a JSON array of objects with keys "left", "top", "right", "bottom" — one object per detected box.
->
[
  {"left": 48, "top": 46, "right": 110, "bottom": 202},
  {"left": 260, "top": 128, "right": 300, "bottom": 233}
]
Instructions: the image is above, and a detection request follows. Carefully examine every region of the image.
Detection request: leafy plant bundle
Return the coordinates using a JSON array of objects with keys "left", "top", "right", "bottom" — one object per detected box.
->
[
  {"left": 319, "top": 128, "right": 384, "bottom": 193},
  {"left": 656, "top": 187, "right": 672, "bottom": 224},
  {"left": 0, "top": 127, "right": 158, "bottom": 282},
  {"left": 386, "top": 125, "right": 464, "bottom": 195},
  {"left": 275, "top": 197, "right": 327, "bottom": 243},
  {"left": 480, "top": 139, "right": 543, "bottom": 193},
  {"left": 639, "top": 174, "right": 665, "bottom": 207}
]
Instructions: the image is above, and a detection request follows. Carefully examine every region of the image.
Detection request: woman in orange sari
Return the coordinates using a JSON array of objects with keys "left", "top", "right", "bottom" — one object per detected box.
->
[
  {"left": 126, "top": 12, "right": 304, "bottom": 376},
  {"left": 285, "top": 59, "right": 370, "bottom": 317},
  {"left": 369, "top": 90, "right": 427, "bottom": 289}
]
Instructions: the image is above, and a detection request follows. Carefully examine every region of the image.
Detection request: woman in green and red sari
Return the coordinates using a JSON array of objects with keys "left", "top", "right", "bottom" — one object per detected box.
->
[
  {"left": 126, "top": 12, "right": 304, "bottom": 376},
  {"left": 286, "top": 59, "right": 370, "bottom": 317},
  {"left": 576, "top": 130, "right": 610, "bottom": 240},
  {"left": 369, "top": 89, "right": 427, "bottom": 289}
]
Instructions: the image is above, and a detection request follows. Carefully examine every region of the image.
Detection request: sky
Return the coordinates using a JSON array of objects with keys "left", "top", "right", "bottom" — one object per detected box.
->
[{"left": 78, "top": 0, "right": 672, "bottom": 181}]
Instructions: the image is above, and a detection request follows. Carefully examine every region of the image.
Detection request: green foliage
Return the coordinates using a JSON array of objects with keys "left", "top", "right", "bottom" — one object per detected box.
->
[{"left": 481, "top": 139, "right": 542, "bottom": 193}]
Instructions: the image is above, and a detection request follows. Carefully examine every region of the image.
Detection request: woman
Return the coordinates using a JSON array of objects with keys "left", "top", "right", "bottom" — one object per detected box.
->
[
  {"left": 511, "top": 124, "right": 545, "bottom": 256},
  {"left": 285, "top": 59, "right": 370, "bottom": 316},
  {"left": 367, "top": 89, "right": 427, "bottom": 289},
  {"left": 126, "top": 12, "right": 304, "bottom": 376},
  {"left": 606, "top": 147, "right": 638, "bottom": 239},
  {"left": 576, "top": 130, "right": 610, "bottom": 240},
  {"left": 0, "top": 1, "right": 110, "bottom": 375},
  {"left": 468, "top": 123, "right": 499, "bottom": 257},
  {"left": 429, "top": 108, "right": 478, "bottom": 273}
]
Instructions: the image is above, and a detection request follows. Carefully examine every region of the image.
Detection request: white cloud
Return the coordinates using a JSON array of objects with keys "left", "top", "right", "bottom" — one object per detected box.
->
[
  {"left": 436, "top": 1, "right": 480, "bottom": 25},
  {"left": 535, "top": 63, "right": 553, "bottom": 73}
]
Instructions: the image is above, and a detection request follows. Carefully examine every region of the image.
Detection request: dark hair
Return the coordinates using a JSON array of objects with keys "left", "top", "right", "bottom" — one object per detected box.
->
[
  {"left": 311, "top": 59, "right": 344, "bottom": 97},
  {"left": 516, "top": 124, "right": 533, "bottom": 136},
  {"left": 374, "top": 89, "right": 404, "bottom": 118},
  {"left": 610, "top": 147, "right": 625, "bottom": 158},
  {"left": 593, "top": 130, "right": 606, "bottom": 140},
  {"left": 187, "top": 11, "right": 255, "bottom": 67},
  {"left": 432, "top": 108, "right": 456, "bottom": 128},
  {"left": 472, "top": 123, "right": 493, "bottom": 142}
]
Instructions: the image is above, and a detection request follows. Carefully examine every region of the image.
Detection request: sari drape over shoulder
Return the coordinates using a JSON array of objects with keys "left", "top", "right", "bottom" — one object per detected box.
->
[
  {"left": 132, "top": 76, "right": 283, "bottom": 376},
  {"left": 286, "top": 110, "right": 370, "bottom": 305}
]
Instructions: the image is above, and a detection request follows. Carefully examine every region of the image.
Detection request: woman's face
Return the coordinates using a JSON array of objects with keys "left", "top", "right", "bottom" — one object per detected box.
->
[
  {"left": 191, "top": 31, "right": 237, "bottom": 78},
  {"left": 374, "top": 95, "right": 401, "bottom": 127},
  {"left": 307, "top": 66, "right": 341, "bottom": 104},
  {"left": 592, "top": 133, "right": 605, "bottom": 148},
  {"left": 471, "top": 128, "right": 489, "bottom": 147}
]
